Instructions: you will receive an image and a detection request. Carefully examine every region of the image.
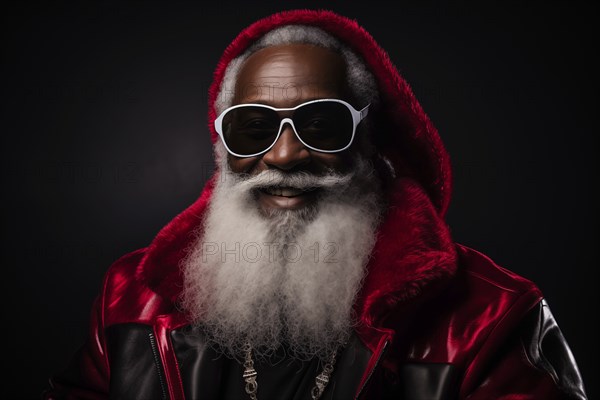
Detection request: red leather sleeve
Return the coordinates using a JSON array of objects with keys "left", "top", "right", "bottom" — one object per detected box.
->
[
  {"left": 43, "top": 293, "right": 110, "bottom": 400},
  {"left": 463, "top": 300, "right": 587, "bottom": 400}
]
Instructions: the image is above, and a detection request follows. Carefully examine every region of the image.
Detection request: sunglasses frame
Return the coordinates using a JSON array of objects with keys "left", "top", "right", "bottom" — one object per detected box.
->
[{"left": 214, "top": 98, "right": 370, "bottom": 158}]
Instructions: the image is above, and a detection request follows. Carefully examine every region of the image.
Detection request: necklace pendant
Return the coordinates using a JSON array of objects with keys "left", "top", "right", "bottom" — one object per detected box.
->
[
  {"left": 243, "top": 342, "right": 258, "bottom": 398},
  {"left": 315, "top": 372, "right": 329, "bottom": 387},
  {"left": 243, "top": 366, "right": 258, "bottom": 381},
  {"left": 311, "top": 368, "right": 331, "bottom": 400},
  {"left": 243, "top": 366, "right": 258, "bottom": 398}
]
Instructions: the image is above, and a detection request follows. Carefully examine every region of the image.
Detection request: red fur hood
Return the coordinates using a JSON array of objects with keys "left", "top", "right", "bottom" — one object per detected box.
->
[{"left": 134, "top": 9, "right": 457, "bottom": 326}]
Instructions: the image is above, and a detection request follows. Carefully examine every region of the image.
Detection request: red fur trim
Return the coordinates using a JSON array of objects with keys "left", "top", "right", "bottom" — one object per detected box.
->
[
  {"left": 207, "top": 9, "right": 452, "bottom": 215},
  {"left": 355, "top": 178, "right": 457, "bottom": 325}
]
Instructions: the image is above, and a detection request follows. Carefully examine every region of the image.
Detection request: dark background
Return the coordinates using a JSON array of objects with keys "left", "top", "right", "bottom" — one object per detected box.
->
[{"left": 2, "top": 1, "right": 598, "bottom": 399}]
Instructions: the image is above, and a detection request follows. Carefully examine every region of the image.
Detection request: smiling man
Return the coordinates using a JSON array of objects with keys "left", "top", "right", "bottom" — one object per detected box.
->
[
  {"left": 45, "top": 10, "right": 587, "bottom": 400},
  {"left": 185, "top": 40, "right": 384, "bottom": 372}
]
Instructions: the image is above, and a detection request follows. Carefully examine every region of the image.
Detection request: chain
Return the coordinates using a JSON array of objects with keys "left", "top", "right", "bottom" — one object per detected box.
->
[{"left": 242, "top": 343, "right": 338, "bottom": 400}]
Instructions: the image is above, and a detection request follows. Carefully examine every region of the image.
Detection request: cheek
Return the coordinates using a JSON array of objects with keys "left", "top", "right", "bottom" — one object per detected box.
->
[
  {"left": 311, "top": 152, "right": 352, "bottom": 173},
  {"left": 227, "top": 154, "right": 261, "bottom": 174}
]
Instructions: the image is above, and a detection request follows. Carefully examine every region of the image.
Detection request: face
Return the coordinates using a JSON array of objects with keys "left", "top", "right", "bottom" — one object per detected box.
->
[{"left": 228, "top": 44, "right": 359, "bottom": 213}]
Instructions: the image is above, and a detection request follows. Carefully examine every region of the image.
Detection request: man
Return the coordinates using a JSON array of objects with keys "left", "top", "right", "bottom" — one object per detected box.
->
[{"left": 45, "top": 9, "right": 587, "bottom": 400}]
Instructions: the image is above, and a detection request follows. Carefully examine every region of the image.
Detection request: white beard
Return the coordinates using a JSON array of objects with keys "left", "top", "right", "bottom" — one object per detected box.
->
[{"left": 180, "top": 153, "right": 383, "bottom": 361}]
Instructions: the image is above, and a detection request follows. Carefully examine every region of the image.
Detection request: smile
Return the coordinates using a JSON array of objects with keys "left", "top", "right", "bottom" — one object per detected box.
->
[
  {"left": 260, "top": 186, "right": 317, "bottom": 197},
  {"left": 256, "top": 186, "right": 320, "bottom": 210}
]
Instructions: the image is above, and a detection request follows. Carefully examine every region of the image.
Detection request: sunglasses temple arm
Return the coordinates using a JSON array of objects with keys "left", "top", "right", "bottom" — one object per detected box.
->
[{"left": 359, "top": 104, "right": 369, "bottom": 121}]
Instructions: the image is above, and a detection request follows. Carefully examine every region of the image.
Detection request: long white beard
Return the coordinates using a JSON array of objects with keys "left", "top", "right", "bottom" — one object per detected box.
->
[{"left": 180, "top": 155, "right": 383, "bottom": 361}]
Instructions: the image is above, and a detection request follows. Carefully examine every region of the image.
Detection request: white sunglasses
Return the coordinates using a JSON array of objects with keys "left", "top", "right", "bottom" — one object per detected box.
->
[{"left": 214, "top": 98, "right": 369, "bottom": 158}]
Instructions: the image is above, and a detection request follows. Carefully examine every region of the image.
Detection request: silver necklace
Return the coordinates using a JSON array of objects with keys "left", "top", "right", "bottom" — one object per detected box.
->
[{"left": 242, "top": 343, "right": 338, "bottom": 400}]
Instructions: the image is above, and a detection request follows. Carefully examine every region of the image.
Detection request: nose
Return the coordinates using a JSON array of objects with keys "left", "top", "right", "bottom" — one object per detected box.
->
[{"left": 261, "top": 123, "right": 310, "bottom": 170}]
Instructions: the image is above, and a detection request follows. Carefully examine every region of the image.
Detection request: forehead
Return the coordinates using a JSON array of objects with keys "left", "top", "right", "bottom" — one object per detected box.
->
[{"left": 233, "top": 43, "right": 349, "bottom": 107}]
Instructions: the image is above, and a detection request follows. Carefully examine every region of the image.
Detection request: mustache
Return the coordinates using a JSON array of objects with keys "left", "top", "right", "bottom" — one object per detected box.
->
[{"left": 233, "top": 169, "right": 355, "bottom": 192}]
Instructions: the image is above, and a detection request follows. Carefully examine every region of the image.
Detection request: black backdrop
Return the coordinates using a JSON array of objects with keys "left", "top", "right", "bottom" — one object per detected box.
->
[{"left": 2, "top": 1, "right": 598, "bottom": 399}]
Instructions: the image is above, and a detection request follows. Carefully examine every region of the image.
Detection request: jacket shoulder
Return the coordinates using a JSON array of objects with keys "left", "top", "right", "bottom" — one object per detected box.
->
[
  {"left": 104, "top": 248, "right": 147, "bottom": 285},
  {"left": 449, "top": 244, "right": 545, "bottom": 365},
  {"left": 100, "top": 248, "right": 174, "bottom": 326},
  {"left": 387, "top": 244, "right": 545, "bottom": 367},
  {"left": 456, "top": 243, "right": 542, "bottom": 298}
]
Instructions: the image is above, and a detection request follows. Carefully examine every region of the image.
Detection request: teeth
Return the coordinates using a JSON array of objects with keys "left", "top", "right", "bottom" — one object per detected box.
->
[
  {"left": 280, "top": 187, "right": 303, "bottom": 197},
  {"left": 263, "top": 186, "right": 307, "bottom": 197},
  {"left": 265, "top": 187, "right": 281, "bottom": 196}
]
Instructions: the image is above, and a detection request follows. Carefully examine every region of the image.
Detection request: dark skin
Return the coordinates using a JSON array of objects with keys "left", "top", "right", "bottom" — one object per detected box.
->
[{"left": 229, "top": 43, "right": 362, "bottom": 212}]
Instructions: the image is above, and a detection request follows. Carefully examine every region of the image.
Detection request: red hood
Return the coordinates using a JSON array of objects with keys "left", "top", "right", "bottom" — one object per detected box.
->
[
  {"left": 208, "top": 9, "right": 452, "bottom": 215},
  {"left": 135, "top": 9, "right": 457, "bottom": 327}
]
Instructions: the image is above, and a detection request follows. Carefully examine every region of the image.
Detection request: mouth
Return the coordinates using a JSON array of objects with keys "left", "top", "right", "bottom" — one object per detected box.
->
[
  {"left": 256, "top": 186, "right": 320, "bottom": 210},
  {"left": 260, "top": 186, "right": 317, "bottom": 197}
]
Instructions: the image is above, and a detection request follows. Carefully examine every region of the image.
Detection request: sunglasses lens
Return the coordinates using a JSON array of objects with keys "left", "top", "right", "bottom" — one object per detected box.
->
[
  {"left": 294, "top": 101, "right": 354, "bottom": 151},
  {"left": 221, "top": 106, "right": 280, "bottom": 156}
]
